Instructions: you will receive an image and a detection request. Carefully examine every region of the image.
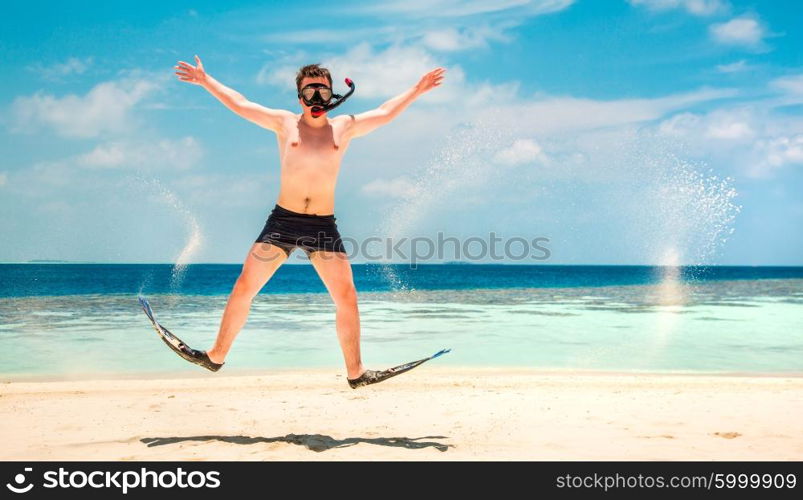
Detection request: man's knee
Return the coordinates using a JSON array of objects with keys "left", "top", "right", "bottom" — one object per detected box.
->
[
  {"left": 333, "top": 283, "right": 358, "bottom": 308},
  {"left": 231, "top": 274, "right": 261, "bottom": 300}
]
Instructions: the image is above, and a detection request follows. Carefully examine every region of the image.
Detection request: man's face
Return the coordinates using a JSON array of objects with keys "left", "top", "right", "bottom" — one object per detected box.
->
[{"left": 298, "top": 76, "right": 332, "bottom": 112}]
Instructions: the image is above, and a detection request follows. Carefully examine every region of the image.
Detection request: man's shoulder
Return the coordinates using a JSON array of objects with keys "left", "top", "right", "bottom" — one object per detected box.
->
[
  {"left": 332, "top": 114, "right": 356, "bottom": 130},
  {"left": 279, "top": 109, "right": 299, "bottom": 119}
]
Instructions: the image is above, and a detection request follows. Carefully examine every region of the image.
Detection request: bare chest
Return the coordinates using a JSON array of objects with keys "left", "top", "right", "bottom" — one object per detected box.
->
[{"left": 279, "top": 117, "right": 349, "bottom": 160}]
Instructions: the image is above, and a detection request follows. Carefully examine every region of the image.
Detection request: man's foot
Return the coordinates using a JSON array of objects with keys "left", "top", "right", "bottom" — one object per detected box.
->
[
  {"left": 186, "top": 348, "right": 225, "bottom": 373},
  {"left": 347, "top": 369, "right": 392, "bottom": 389},
  {"left": 345, "top": 349, "right": 452, "bottom": 389},
  {"left": 206, "top": 350, "right": 225, "bottom": 365}
]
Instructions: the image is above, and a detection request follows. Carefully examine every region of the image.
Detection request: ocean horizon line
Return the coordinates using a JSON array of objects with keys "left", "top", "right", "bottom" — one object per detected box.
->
[{"left": 4, "top": 261, "right": 803, "bottom": 268}]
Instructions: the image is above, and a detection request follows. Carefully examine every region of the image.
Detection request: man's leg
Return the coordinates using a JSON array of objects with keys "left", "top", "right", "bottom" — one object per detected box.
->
[
  {"left": 308, "top": 250, "right": 365, "bottom": 379},
  {"left": 206, "top": 242, "right": 288, "bottom": 363}
]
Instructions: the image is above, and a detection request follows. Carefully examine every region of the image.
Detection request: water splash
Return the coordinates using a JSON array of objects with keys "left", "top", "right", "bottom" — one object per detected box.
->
[
  {"left": 377, "top": 116, "right": 514, "bottom": 291},
  {"left": 638, "top": 153, "right": 740, "bottom": 267},
  {"left": 623, "top": 145, "right": 740, "bottom": 369},
  {"left": 160, "top": 188, "right": 203, "bottom": 291},
  {"left": 130, "top": 175, "right": 204, "bottom": 293}
]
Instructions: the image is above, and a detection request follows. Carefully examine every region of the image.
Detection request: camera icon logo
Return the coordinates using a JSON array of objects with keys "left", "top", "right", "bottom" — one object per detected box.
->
[{"left": 6, "top": 468, "right": 34, "bottom": 494}]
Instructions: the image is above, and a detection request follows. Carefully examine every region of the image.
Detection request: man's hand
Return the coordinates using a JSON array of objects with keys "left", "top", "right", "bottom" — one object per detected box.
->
[
  {"left": 415, "top": 67, "right": 446, "bottom": 94},
  {"left": 174, "top": 55, "right": 208, "bottom": 86}
]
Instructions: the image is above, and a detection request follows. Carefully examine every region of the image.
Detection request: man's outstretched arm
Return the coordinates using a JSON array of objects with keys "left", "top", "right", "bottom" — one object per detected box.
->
[
  {"left": 345, "top": 67, "right": 446, "bottom": 139},
  {"left": 175, "top": 55, "right": 291, "bottom": 133}
]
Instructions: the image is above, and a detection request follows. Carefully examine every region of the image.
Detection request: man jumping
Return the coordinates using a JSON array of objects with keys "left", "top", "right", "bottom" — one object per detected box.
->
[{"left": 167, "top": 55, "right": 445, "bottom": 388}]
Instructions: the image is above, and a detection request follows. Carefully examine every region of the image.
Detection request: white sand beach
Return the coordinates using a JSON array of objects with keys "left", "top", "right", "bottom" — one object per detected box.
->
[{"left": 1, "top": 367, "right": 802, "bottom": 461}]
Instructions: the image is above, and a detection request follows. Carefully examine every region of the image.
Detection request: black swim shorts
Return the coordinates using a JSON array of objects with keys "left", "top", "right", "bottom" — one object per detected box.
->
[{"left": 254, "top": 204, "right": 346, "bottom": 257}]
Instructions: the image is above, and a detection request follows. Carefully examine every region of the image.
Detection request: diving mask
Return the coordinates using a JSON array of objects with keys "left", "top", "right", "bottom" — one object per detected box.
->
[{"left": 297, "top": 78, "right": 356, "bottom": 118}]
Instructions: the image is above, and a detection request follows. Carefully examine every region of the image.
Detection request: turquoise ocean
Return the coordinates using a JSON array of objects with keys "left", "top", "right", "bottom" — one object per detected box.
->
[{"left": 1, "top": 263, "right": 802, "bottom": 378}]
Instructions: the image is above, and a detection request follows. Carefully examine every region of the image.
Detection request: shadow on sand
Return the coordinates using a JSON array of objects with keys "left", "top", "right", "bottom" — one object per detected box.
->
[{"left": 140, "top": 434, "right": 452, "bottom": 453}]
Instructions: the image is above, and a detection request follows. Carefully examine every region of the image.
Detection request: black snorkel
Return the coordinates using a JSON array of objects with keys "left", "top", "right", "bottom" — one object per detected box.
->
[{"left": 299, "top": 77, "right": 356, "bottom": 119}]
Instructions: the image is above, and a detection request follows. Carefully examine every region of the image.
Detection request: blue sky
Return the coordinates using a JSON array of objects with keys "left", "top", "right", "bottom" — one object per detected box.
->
[{"left": 1, "top": 0, "right": 802, "bottom": 265}]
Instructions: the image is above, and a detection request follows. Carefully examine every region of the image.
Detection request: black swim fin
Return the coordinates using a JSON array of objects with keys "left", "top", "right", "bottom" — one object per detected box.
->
[
  {"left": 138, "top": 296, "right": 223, "bottom": 373},
  {"left": 347, "top": 348, "right": 451, "bottom": 389}
]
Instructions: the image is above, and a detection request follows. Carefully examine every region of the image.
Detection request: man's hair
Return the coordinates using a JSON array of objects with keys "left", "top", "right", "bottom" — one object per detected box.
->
[{"left": 296, "top": 63, "right": 332, "bottom": 92}]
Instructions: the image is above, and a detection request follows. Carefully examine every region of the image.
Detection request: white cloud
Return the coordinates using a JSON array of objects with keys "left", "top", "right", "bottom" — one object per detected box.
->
[
  {"left": 658, "top": 108, "right": 754, "bottom": 140},
  {"left": 255, "top": 1, "right": 570, "bottom": 57},
  {"left": 325, "top": 43, "right": 465, "bottom": 101},
  {"left": 9, "top": 77, "right": 161, "bottom": 138},
  {"left": 76, "top": 137, "right": 204, "bottom": 170},
  {"left": 361, "top": 176, "right": 420, "bottom": 198},
  {"left": 6, "top": 137, "right": 204, "bottom": 200},
  {"left": 710, "top": 16, "right": 766, "bottom": 48},
  {"left": 493, "top": 138, "right": 547, "bottom": 165},
  {"left": 715, "top": 59, "right": 749, "bottom": 73},
  {"left": 259, "top": 17, "right": 518, "bottom": 55},
  {"left": 771, "top": 74, "right": 803, "bottom": 96},
  {"left": 654, "top": 104, "right": 803, "bottom": 178},
  {"left": 474, "top": 87, "right": 736, "bottom": 135},
  {"left": 628, "top": 0, "right": 729, "bottom": 16},
  {"left": 78, "top": 143, "right": 128, "bottom": 168},
  {"left": 260, "top": 26, "right": 398, "bottom": 45},
  {"left": 420, "top": 25, "right": 513, "bottom": 51},
  {"left": 347, "top": 0, "right": 574, "bottom": 19},
  {"left": 26, "top": 57, "right": 94, "bottom": 81},
  {"left": 706, "top": 119, "right": 753, "bottom": 139},
  {"left": 753, "top": 135, "right": 803, "bottom": 176},
  {"left": 658, "top": 112, "right": 701, "bottom": 136},
  {"left": 255, "top": 48, "right": 310, "bottom": 88}
]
